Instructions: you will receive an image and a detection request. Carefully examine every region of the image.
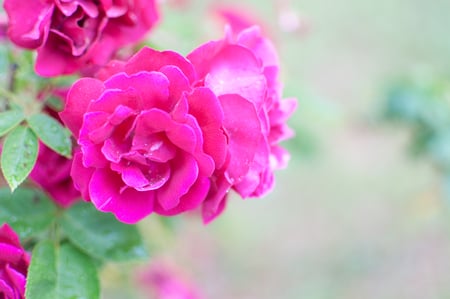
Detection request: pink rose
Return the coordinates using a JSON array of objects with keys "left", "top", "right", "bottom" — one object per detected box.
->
[
  {"left": 30, "top": 142, "right": 81, "bottom": 208},
  {"left": 187, "top": 26, "right": 296, "bottom": 222},
  {"left": 60, "top": 47, "right": 228, "bottom": 223},
  {"left": 138, "top": 261, "right": 204, "bottom": 299},
  {"left": 0, "top": 223, "right": 30, "bottom": 299},
  {"left": 3, "top": 0, "right": 159, "bottom": 76}
]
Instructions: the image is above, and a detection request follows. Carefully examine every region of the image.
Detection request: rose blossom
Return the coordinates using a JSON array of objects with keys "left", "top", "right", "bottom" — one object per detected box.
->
[
  {"left": 0, "top": 223, "right": 30, "bottom": 299},
  {"left": 60, "top": 47, "right": 228, "bottom": 223},
  {"left": 187, "top": 26, "right": 296, "bottom": 222},
  {"left": 137, "top": 260, "right": 204, "bottom": 299},
  {"left": 3, "top": 0, "right": 159, "bottom": 76}
]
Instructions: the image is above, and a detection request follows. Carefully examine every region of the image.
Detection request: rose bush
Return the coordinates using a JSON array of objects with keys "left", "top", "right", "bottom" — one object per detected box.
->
[
  {"left": 3, "top": 0, "right": 159, "bottom": 76},
  {"left": 188, "top": 26, "right": 296, "bottom": 222},
  {"left": 60, "top": 47, "right": 228, "bottom": 223},
  {"left": 0, "top": 224, "right": 30, "bottom": 299},
  {"left": 30, "top": 93, "right": 81, "bottom": 208}
]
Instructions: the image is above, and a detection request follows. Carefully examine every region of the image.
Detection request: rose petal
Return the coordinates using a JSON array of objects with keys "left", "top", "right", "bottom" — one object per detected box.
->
[
  {"left": 204, "top": 45, "right": 267, "bottom": 109},
  {"left": 0, "top": 224, "right": 21, "bottom": 248},
  {"left": 121, "top": 163, "right": 170, "bottom": 191},
  {"left": 237, "top": 26, "right": 279, "bottom": 68},
  {"left": 219, "top": 94, "right": 262, "bottom": 183},
  {"left": 5, "top": 264, "right": 26, "bottom": 297},
  {"left": 4, "top": 0, "right": 54, "bottom": 48},
  {"left": 202, "top": 174, "right": 231, "bottom": 224},
  {"left": 71, "top": 151, "right": 95, "bottom": 201},
  {"left": 102, "top": 71, "right": 171, "bottom": 111},
  {"left": 155, "top": 175, "right": 210, "bottom": 215},
  {"left": 159, "top": 65, "right": 191, "bottom": 103},
  {"left": 135, "top": 109, "right": 197, "bottom": 154},
  {"left": 60, "top": 78, "right": 105, "bottom": 137},
  {"left": 156, "top": 154, "right": 199, "bottom": 210},
  {"left": 0, "top": 279, "right": 14, "bottom": 299},
  {"left": 89, "top": 169, "right": 154, "bottom": 223},
  {"left": 125, "top": 48, "right": 196, "bottom": 84},
  {"left": 188, "top": 88, "right": 227, "bottom": 169},
  {"left": 132, "top": 133, "right": 177, "bottom": 163}
]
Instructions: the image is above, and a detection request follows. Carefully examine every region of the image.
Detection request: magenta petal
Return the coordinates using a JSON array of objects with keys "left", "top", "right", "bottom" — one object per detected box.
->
[
  {"left": 188, "top": 88, "right": 227, "bottom": 169},
  {"left": 89, "top": 88, "right": 140, "bottom": 115},
  {"left": 202, "top": 174, "right": 231, "bottom": 224},
  {"left": 35, "top": 32, "right": 82, "bottom": 76},
  {"left": 89, "top": 169, "right": 154, "bottom": 223},
  {"left": 159, "top": 65, "right": 191, "bottom": 103},
  {"left": 187, "top": 39, "right": 225, "bottom": 79},
  {"left": 103, "top": 71, "right": 171, "bottom": 111},
  {"left": 108, "top": 105, "right": 136, "bottom": 126},
  {"left": 71, "top": 151, "right": 95, "bottom": 201},
  {"left": 60, "top": 78, "right": 105, "bottom": 137},
  {"left": 182, "top": 114, "right": 215, "bottom": 176},
  {"left": 0, "top": 279, "right": 14, "bottom": 299},
  {"left": 100, "top": 0, "right": 159, "bottom": 46},
  {"left": 0, "top": 244, "right": 25, "bottom": 263},
  {"left": 156, "top": 154, "right": 199, "bottom": 210},
  {"left": 121, "top": 163, "right": 170, "bottom": 191},
  {"left": 233, "top": 136, "right": 270, "bottom": 197},
  {"left": 237, "top": 26, "right": 279, "bottom": 68},
  {"left": 132, "top": 133, "right": 177, "bottom": 163},
  {"left": 96, "top": 60, "right": 126, "bottom": 80},
  {"left": 4, "top": 0, "right": 54, "bottom": 49},
  {"left": 5, "top": 265, "right": 26, "bottom": 297},
  {"left": 125, "top": 48, "right": 196, "bottom": 84},
  {"left": 205, "top": 45, "right": 267, "bottom": 108},
  {"left": 171, "top": 93, "right": 189, "bottom": 123},
  {"left": 102, "top": 138, "right": 129, "bottom": 163},
  {"left": 219, "top": 94, "right": 262, "bottom": 183},
  {"left": 270, "top": 145, "right": 291, "bottom": 170},
  {"left": 135, "top": 109, "right": 197, "bottom": 153},
  {"left": 121, "top": 165, "right": 151, "bottom": 189},
  {"left": 83, "top": 111, "right": 113, "bottom": 145},
  {"left": 0, "top": 224, "right": 21, "bottom": 248},
  {"left": 155, "top": 175, "right": 210, "bottom": 215}
]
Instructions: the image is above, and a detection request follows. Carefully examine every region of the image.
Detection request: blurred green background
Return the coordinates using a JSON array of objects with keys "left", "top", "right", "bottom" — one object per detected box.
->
[{"left": 98, "top": 0, "right": 450, "bottom": 298}]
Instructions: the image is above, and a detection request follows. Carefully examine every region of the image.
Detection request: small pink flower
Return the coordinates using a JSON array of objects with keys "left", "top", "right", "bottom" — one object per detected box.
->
[
  {"left": 60, "top": 47, "right": 228, "bottom": 223},
  {"left": 188, "top": 26, "right": 296, "bottom": 222},
  {"left": 213, "top": 5, "right": 266, "bottom": 34},
  {"left": 0, "top": 223, "right": 30, "bottom": 299},
  {"left": 138, "top": 261, "right": 204, "bottom": 299},
  {"left": 3, "top": 0, "right": 159, "bottom": 76}
]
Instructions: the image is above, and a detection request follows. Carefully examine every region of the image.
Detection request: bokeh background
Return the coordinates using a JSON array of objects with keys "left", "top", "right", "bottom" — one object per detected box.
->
[{"left": 99, "top": 0, "right": 450, "bottom": 298}]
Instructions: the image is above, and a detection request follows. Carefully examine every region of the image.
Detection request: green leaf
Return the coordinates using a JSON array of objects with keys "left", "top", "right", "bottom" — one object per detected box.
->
[
  {"left": 25, "top": 240, "right": 100, "bottom": 299},
  {"left": 1, "top": 125, "right": 38, "bottom": 191},
  {"left": 0, "top": 188, "right": 56, "bottom": 239},
  {"left": 27, "top": 113, "right": 72, "bottom": 158},
  {"left": 0, "top": 110, "right": 25, "bottom": 137},
  {"left": 60, "top": 202, "right": 148, "bottom": 262}
]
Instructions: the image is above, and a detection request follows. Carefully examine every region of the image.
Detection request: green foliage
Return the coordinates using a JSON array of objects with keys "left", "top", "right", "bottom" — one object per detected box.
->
[
  {"left": 0, "top": 110, "right": 25, "bottom": 137},
  {"left": 383, "top": 77, "right": 450, "bottom": 170},
  {"left": 27, "top": 113, "right": 72, "bottom": 158},
  {"left": 60, "top": 202, "right": 148, "bottom": 262},
  {"left": 1, "top": 125, "right": 38, "bottom": 191},
  {"left": 0, "top": 187, "right": 56, "bottom": 239},
  {"left": 26, "top": 240, "right": 100, "bottom": 299}
]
